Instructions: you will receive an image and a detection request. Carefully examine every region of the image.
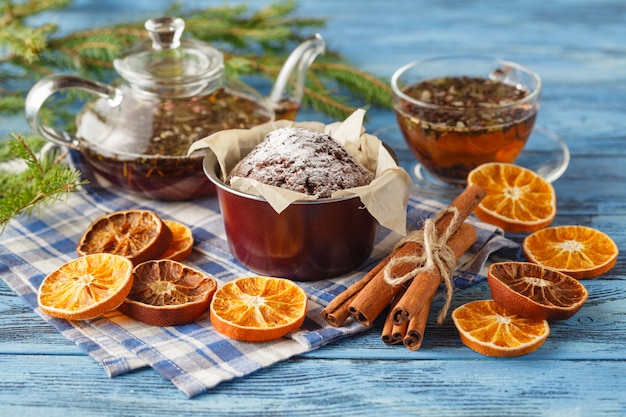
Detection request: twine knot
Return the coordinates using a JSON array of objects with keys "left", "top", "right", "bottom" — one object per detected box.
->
[{"left": 383, "top": 207, "right": 461, "bottom": 323}]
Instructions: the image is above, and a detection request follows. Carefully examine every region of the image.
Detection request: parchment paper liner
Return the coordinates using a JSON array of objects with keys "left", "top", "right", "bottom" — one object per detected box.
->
[{"left": 189, "top": 109, "right": 412, "bottom": 235}]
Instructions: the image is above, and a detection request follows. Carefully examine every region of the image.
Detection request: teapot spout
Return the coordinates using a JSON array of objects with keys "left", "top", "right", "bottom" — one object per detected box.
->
[{"left": 268, "top": 33, "right": 325, "bottom": 118}]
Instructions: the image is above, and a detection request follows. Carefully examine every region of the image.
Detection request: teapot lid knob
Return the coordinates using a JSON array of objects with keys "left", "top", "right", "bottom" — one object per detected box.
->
[{"left": 145, "top": 17, "right": 185, "bottom": 50}]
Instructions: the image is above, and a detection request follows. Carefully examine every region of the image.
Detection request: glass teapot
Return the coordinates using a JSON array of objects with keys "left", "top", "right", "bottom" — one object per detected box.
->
[{"left": 24, "top": 17, "right": 325, "bottom": 201}]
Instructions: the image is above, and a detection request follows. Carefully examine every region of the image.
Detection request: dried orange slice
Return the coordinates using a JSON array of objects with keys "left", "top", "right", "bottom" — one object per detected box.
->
[
  {"left": 160, "top": 220, "right": 194, "bottom": 262},
  {"left": 466, "top": 162, "right": 556, "bottom": 233},
  {"left": 488, "top": 262, "right": 588, "bottom": 321},
  {"left": 210, "top": 276, "right": 308, "bottom": 342},
  {"left": 38, "top": 253, "right": 134, "bottom": 321},
  {"left": 523, "top": 225, "right": 618, "bottom": 279},
  {"left": 118, "top": 259, "right": 217, "bottom": 326},
  {"left": 452, "top": 299, "right": 550, "bottom": 358},
  {"left": 77, "top": 210, "right": 172, "bottom": 265}
]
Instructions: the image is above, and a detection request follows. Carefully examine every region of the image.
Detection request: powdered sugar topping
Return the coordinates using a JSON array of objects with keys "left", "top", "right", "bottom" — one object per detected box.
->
[{"left": 227, "top": 127, "right": 374, "bottom": 198}]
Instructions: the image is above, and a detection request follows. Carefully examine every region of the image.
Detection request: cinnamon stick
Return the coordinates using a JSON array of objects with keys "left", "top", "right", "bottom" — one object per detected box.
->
[
  {"left": 348, "top": 185, "right": 485, "bottom": 327},
  {"left": 400, "top": 226, "right": 474, "bottom": 351},
  {"left": 380, "top": 313, "right": 397, "bottom": 345},
  {"left": 402, "top": 302, "right": 432, "bottom": 351},
  {"left": 322, "top": 254, "right": 391, "bottom": 327},
  {"left": 391, "top": 223, "right": 477, "bottom": 325},
  {"left": 391, "top": 320, "right": 409, "bottom": 344},
  {"left": 381, "top": 286, "right": 408, "bottom": 345},
  {"left": 434, "top": 184, "right": 486, "bottom": 235},
  {"left": 323, "top": 292, "right": 358, "bottom": 328},
  {"left": 383, "top": 184, "right": 485, "bottom": 283},
  {"left": 382, "top": 223, "right": 476, "bottom": 349},
  {"left": 348, "top": 271, "right": 405, "bottom": 327}
]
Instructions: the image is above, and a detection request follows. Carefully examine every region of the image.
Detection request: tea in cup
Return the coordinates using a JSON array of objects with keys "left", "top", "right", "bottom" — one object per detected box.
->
[{"left": 391, "top": 56, "right": 541, "bottom": 184}]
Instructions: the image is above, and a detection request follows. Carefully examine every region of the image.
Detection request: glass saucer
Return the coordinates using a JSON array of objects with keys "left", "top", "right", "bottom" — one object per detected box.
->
[{"left": 373, "top": 125, "right": 570, "bottom": 200}]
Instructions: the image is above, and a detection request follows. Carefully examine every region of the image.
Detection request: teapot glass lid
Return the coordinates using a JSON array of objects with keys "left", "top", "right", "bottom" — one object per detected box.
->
[{"left": 113, "top": 17, "right": 224, "bottom": 94}]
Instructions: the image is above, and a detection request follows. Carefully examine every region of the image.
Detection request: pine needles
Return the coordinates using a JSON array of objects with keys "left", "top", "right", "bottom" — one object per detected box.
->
[
  {"left": 1, "top": 0, "right": 393, "bottom": 120},
  {"left": 0, "top": 134, "right": 87, "bottom": 230}
]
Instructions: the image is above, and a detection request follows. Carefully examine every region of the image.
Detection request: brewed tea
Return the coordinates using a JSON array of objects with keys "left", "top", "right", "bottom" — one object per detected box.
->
[
  {"left": 76, "top": 87, "right": 296, "bottom": 200},
  {"left": 395, "top": 76, "right": 537, "bottom": 183}
]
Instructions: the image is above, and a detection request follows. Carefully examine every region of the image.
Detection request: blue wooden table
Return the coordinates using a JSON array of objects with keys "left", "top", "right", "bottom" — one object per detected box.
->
[{"left": 1, "top": 1, "right": 625, "bottom": 415}]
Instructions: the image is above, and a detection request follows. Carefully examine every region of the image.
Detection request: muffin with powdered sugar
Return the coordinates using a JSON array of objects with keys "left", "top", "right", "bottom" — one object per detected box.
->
[{"left": 227, "top": 127, "right": 374, "bottom": 198}]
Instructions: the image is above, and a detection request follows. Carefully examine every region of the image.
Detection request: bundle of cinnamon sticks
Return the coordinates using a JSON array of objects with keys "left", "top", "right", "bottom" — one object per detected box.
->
[{"left": 322, "top": 185, "right": 486, "bottom": 351}]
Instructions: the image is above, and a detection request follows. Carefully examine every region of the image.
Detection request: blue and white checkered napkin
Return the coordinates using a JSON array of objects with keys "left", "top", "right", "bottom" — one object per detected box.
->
[{"left": 0, "top": 158, "right": 519, "bottom": 398}]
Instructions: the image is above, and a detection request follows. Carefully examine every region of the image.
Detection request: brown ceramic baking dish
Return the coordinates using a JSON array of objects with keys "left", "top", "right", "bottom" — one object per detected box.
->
[{"left": 203, "top": 149, "right": 378, "bottom": 281}]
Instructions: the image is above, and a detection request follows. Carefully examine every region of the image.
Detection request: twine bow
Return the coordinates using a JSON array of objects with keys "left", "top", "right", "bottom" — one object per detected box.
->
[{"left": 383, "top": 207, "right": 461, "bottom": 323}]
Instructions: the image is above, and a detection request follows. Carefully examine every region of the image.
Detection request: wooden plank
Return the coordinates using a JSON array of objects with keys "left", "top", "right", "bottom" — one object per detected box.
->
[
  {"left": 1, "top": 354, "right": 624, "bottom": 416},
  {"left": 0, "top": 284, "right": 82, "bottom": 354}
]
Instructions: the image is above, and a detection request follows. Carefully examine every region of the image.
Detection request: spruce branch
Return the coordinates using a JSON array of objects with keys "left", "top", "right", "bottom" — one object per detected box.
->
[
  {"left": 318, "top": 62, "right": 393, "bottom": 108},
  {"left": 301, "top": 86, "right": 356, "bottom": 121},
  {"left": 0, "top": 93, "right": 26, "bottom": 115},
  {"left": 0, "top": 21, "right": 53, "bottom": 63},
  {"left": 0, "top": 0, "right": 71, "bottom": 19},
  {"left": 0, "top": 134, "right": 87, "bottom": 230},
  {"left": 2, "top": 0, "right": 390, "bottom": 119},
  {"left": 0, "top": 134, "right": 45, "bottom": 162}
]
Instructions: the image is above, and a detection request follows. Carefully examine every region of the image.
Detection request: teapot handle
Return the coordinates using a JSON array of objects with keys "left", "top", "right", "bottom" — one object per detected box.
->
[
  {"left": 24, "top": 75, "right": 122, "bottom": 149},
  {"left": 268, "top": 33, "right": 326, "bottom": 108}
]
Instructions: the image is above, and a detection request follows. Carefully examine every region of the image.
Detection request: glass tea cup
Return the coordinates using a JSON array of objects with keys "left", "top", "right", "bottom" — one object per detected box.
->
[{"left": 391, "top": 56, "right": 541, "bottom": 185}]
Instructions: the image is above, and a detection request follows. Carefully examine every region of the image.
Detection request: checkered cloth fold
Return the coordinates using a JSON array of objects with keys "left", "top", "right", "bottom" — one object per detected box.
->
[{"left": 0, "top": 154, "right": 519, "bottom": 398}]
